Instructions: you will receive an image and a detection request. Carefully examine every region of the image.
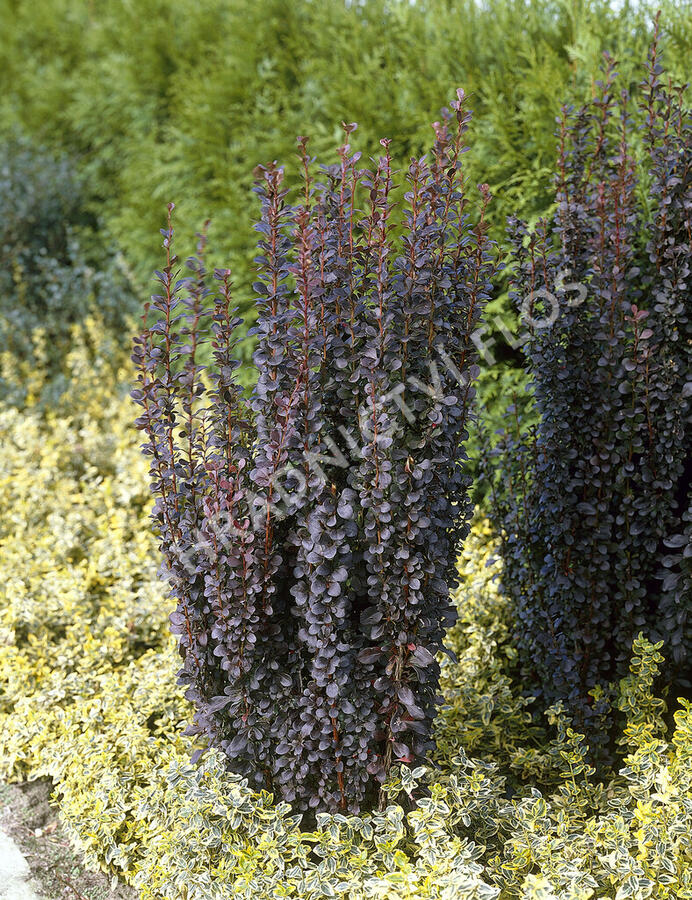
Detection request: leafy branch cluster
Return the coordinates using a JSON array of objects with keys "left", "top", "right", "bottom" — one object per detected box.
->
[
  {"left": 488, "top": 31, "right": 691, "bottom": 741},
  {"left": 132, "top": 95, "right": 495, "bottom": 813}
]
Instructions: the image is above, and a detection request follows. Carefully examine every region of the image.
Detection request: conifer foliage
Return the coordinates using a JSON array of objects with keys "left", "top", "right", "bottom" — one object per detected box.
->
[
  {"left": 132, "top": 94, "right": 494, "bottom": 813},
  {"left": 490, "top": 33, "right": 691, "bottom": 736}
]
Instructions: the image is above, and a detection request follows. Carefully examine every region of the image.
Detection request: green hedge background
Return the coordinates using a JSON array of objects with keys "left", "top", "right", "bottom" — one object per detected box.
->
[{"left": 3, "top": 0, "right": 690, "bottom": 337}]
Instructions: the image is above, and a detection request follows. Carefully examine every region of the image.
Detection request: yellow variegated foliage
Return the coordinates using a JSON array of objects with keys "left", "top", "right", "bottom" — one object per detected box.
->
[
  {"left": 434, "top": 524, "right": 546, "bottom": 781},
  {"left": 1, "top": 333, "right": 691, "bottom": 899}
]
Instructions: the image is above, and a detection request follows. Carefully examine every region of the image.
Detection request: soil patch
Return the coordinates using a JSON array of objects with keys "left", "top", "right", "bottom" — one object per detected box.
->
[{"left": 0, "top": 780, "right": 135, "bottom": 900}]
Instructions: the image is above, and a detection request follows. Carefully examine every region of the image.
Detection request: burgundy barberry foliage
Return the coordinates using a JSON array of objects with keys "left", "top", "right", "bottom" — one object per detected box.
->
[
  {"left": 132, "top": 92, "right": 495, "bottom": 813},
  {"left": 488, "top": 31, "right": 691, "bottom": 743}
]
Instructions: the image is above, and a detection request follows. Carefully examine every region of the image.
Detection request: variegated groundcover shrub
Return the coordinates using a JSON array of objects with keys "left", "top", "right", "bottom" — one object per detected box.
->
[
  {"left": 1, "top": 345, "right": 691, "bottom": 899},
  {"left": 132, "top": 96, "right": 494, "bottom": 813}
]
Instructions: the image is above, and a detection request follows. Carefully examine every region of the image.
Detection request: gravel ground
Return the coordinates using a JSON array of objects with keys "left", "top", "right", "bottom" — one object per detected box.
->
[{"left": 0, "top": 781, "right": 135, "bottom": 900}]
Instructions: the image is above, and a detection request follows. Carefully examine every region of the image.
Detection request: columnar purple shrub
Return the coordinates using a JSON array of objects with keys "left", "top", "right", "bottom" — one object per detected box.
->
[
  {"left": 489, "top": 35, "right": 691, "bottom": 739},
  {"left": 132, "top": 94, "right": 494, "bottom": 813}
]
